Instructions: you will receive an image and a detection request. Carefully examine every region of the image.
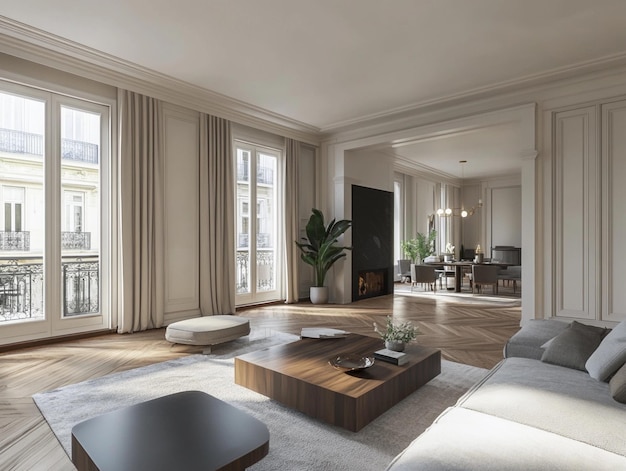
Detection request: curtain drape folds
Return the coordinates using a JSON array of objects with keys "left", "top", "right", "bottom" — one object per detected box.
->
[
  {"left": 284, "top": 138, "right": 300, "bottom": 303},
  {"left": 199, "top": 114, "right": 236, "bottom": 315},
  {"left": 117, "top": 90, "right": 164, "bottom": 333}
]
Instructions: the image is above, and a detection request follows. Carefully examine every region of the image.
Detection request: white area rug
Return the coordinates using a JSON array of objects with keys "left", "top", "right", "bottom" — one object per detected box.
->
[{"left": 33, "top": 330, "right": 488, "bottom": 471}]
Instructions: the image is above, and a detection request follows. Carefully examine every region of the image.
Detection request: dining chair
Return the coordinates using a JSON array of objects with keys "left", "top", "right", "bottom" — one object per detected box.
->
[
  {"left": 410, "top": 265, "right": 438, "bottom": 293},
  {"left": 397, "top": 259, "right": 411, "bottom": 283},
  {"left": 471, "top": 265, "right": 500, "bottom": 294},
  {"left": 497, "top": 265, "right": 521, "bottom": 293}
]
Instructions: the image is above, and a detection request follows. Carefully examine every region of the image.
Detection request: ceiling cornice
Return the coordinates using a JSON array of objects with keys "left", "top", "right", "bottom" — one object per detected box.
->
[
  {"left": 391, "top": 153, "right": 460, "bottom": 186},
  {"left": 0, "top": 16, "right": 321, "bottom": 145},
  {"left": 320, "top": 51, "right": 626, "bottom": 135}
]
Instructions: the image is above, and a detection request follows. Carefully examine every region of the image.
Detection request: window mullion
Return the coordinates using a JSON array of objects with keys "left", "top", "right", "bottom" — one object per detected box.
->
[{"left": 45, "top": 96, "right": 62, "bottom": 321}]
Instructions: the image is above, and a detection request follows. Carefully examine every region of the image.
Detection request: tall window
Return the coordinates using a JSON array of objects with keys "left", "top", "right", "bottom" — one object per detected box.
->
[
  {"left": 235, "top": 141, "right": 281, "bottom": 305},
  {"left": 2, "top": 186, "right": 24, "bottom": 232},
  {"left": 0, "top": 84, "right": 109, "bottom": 342}
]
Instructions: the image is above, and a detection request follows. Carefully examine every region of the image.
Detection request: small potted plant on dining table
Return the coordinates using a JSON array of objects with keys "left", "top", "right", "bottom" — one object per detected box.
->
[{"left": 373, "top": 316, "right": 420, "bottom": 352}]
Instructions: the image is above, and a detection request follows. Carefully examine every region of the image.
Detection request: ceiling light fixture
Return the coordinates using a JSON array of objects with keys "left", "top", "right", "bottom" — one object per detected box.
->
[{"left": 437, "top": 160, "right": 483, "bottom": 218}]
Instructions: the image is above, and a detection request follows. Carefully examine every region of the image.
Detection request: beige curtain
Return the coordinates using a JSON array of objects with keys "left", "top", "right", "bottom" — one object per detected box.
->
[
  {"left": 117, "top": 90, "right": 164, "bottom": 333},
  {"left": 284, "top": 138, "right": 300, "bottom": 303},
  {"left": 199, "top": 114, "right": 236, "bottom": 315}
]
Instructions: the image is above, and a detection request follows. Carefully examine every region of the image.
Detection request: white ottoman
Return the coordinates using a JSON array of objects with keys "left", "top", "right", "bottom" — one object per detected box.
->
[{"left": 165, "top": 315, "right": 250, "bottom": 351}]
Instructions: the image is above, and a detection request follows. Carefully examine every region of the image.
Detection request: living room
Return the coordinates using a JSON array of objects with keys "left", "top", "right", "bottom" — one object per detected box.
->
[{"left": 2, "top": 2, "right": 626, "bottom": 469}]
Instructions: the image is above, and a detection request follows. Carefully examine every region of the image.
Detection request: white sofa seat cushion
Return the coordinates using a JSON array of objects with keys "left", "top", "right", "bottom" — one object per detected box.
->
[
  {"left": 165, "top": 315, "right": 250, "bottom": 346},
  {"left": 386, "top": 407, "right": 626, "bottom": 471},
  {"left": 457, "top": 357, "right": 626, "bottom": 456}
]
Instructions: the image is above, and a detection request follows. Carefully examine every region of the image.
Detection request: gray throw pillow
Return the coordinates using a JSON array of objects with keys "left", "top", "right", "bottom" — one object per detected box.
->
[
  {"left": 609, "top": 362, "right": 626, "bottom": 404},
  {"left": 541, "top": 321, "right": 608, "bottom": 371},
  {"left": 586, "top": 321, "right": 626, "bottom": 381}
]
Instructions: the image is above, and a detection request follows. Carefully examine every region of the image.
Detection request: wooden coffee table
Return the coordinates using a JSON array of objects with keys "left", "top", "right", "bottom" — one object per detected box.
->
[
  {"left": 234, "top": 334, "right": 441, "bottom": 432},
  {"left": 71, "top": 391, "right": 269, "bottom": 471}
]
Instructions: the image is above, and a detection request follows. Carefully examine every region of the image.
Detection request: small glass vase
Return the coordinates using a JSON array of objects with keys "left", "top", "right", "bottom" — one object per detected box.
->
[{"left": 385, "top": 340, "right": 406, "bottom": 352}]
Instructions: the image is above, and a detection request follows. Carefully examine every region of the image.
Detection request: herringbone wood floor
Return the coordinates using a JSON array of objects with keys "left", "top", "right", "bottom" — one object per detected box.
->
[{"left": 0, "top": 287, "right": 521, "bottom": 470}]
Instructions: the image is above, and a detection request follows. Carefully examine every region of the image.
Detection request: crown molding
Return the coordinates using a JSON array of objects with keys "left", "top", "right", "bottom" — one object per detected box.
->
[
  {"left": 0, "top": 16, "right": 320, "bottom": 145},
  {"left": 392, "top": 154, "right": 460, "bottom": 186},
  {"left": 320, "top": 52, "right": 626, "bottom": 135}
]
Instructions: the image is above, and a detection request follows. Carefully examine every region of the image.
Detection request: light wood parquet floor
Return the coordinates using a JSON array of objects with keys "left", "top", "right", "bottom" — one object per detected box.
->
[{"left": 0, "top": 285, "right": 521, "bottom": 470}]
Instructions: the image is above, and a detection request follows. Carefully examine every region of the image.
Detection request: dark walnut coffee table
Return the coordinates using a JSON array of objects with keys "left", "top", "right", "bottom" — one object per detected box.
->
[
  {"left": 234, "top": 333, "right": 441, "bottom": 432},
  {"left": 71, "top": 391, "right": 269, "bottom": 471}
]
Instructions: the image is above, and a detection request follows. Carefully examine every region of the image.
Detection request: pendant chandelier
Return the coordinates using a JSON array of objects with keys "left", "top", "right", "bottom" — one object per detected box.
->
[{"left": 436, "top": 160, "right": 482, "bottom": 218}]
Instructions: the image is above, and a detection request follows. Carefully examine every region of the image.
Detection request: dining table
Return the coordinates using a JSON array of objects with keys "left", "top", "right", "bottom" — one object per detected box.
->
[{"left": 427, "top": 261, "right": 511, "bottom": 292}]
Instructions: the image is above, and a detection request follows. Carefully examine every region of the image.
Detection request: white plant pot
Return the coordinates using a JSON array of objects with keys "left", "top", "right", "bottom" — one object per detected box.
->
[{"left": 310, "top": 286, "right": 329, "bottom": 304}]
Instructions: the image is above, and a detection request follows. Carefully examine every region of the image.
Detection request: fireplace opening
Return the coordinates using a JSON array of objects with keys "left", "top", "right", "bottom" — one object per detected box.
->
[{"left": 357, "top": 269, "right": 388, "bottom": 300}]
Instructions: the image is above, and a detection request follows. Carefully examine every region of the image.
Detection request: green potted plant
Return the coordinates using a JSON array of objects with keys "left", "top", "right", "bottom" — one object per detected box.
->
[
  {"left": 373, "top": 316, "right": 420, "bottom": 352},
  {"left": 416, "top": 229, "right": 437, "bottom": 263},
  {"left": 295, "top": 208, "right": 352, "bottom": 304},
  {"left": 400, "top": 239, "right": 420, "bottom": 264},
  {"left": 401, "top": 230, "right": 437, "bottom": 264}
]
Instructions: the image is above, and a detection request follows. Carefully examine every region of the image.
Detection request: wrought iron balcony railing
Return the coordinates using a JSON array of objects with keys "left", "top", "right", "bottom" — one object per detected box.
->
[
  {"left": 0, "top": 256, "right": 99, "bottom": 322},
  {"left": 62, "top": 232, "right": 91, "bottom": 250},
  {"left": 62, "top": 259, "right": 99, "bottom": 316},
  {"left": 0, "top": 231, "right": 30, "bottom": 251},
  {"left": 236, "top": 164, "right": 274, "bottom": 185},
  {"left": 0, "top": 128, "right": 99, "bottom": 164},
  {"left": 256, "top": 166, "right": 274, "bottom": 185},
  {"left": 61, "top": 138, "right": 99, "bottom": 164},
  {"left": 235, "top": 250, "right": 274, "bottom": 294},
  {"left": 237, "top": 233, "right": 272, "bottom": 249}
]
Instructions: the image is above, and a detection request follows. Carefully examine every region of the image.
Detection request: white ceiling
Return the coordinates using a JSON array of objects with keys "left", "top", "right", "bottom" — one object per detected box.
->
[
  {"left": 388, "top": 122, "right": 525, "bottom": 180},
  {"left": 3, "top": 0, "right": 626, "bottom": 178}
]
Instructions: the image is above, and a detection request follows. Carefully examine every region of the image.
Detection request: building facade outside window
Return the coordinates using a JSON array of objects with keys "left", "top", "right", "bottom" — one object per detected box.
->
[{"left": 0, "top": 84, "right": 110, "bottom": 343}]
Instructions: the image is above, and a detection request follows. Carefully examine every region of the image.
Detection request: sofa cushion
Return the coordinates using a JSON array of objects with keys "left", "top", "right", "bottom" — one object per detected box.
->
[
  {"left": 504, "top": 319, "right": 570, "bottom": 360},
  {"left": 385, "top": 407, "right": 626, "bottom": 471},
  {"left": 540, "top": 321, "right": 608, "bottom": 371},
  {"left": 456, "top": 357, "right": 626, "bottom": 457},
  {"left": 586, "top": 321, "right": 626, "bottom": 381},
  {"left": 610, "top": 362, "right": 626, "bottom": 404}
]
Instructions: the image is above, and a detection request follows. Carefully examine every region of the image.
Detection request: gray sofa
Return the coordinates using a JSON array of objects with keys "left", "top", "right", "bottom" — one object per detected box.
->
[{"left": 386, "top": 319, "right": 626, "bottom": 470}]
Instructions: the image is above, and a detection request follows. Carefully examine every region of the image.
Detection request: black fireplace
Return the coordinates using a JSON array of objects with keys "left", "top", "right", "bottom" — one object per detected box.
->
[{"left": 352, "top": 185, "right": 394, "bottom": 301}]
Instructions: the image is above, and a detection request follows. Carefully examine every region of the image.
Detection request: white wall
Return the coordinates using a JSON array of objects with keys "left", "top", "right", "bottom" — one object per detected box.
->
[
  {"left": 162, "top": 104, "right": 201, "bottom": 323},
  {"left": 345, "top": 149, "right": 394, "bottom": 192},
  {"left": 490, "top": 186, "right": 521, "bottom": 248}
]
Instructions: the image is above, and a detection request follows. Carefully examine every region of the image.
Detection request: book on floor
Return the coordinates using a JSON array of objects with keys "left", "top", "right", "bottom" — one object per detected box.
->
[{"left": 374, "top": 348, "right": 409, "bottom": 365}]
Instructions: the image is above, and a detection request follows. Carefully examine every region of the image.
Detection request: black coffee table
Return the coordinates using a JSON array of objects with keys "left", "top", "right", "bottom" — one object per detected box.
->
[{"left": 71, "top": 390, "right": 269, "bottom": 471}]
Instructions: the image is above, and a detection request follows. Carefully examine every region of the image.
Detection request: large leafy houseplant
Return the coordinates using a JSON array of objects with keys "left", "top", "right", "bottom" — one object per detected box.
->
[
  {"left": 401, "top": 230, "right": 437, "bottom": 264},
  {"left": 400, "top": 239, "right": 420, "bottom": 264},
  {"left": 295, "top": 209, "right": 352, "bottom": 288}
]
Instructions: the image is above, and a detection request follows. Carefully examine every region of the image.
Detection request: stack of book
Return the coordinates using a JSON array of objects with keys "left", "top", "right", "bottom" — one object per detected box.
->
[{"left": 374, "top": 348, "right": 409, "bottom": 365}]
